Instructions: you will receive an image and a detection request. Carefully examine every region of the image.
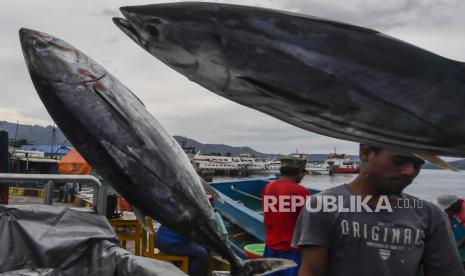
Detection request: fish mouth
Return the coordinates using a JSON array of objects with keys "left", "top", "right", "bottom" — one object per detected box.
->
[
  {"left": 20, "top": 28, "right": 106, "bottom": 84},
  {"left": 20, "top": 28, "right": 74, "bottom": 53},
  {"left": 19, "top": 28, "right": 40, "bottom": 44},
  {"left": 113, "top": 15, "right": 199, "bottom": 72},
  {"left": 113, "top": 17, "right": 146, "bottom": 47},
  {"left": 19, "top": 28, "right": 52, "bottom": 54}
]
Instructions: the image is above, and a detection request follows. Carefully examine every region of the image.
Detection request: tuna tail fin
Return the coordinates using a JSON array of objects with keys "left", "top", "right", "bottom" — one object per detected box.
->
[{"left": 231, "top": 258, "right": 296, "bottom": 275}]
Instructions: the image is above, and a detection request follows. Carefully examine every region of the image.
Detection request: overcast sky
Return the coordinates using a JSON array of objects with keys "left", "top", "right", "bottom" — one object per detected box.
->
[{"left": 1, "top": 0, "right": 464, "bottom": 155}]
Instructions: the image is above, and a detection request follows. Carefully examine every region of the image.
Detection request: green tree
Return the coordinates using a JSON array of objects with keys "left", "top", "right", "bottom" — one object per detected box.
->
[{"left": 10, "top": 139, "right": 29, "bottom": 148}]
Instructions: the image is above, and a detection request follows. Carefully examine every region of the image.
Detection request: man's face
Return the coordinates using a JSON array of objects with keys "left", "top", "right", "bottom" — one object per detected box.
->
[{"left": 361, "top": 148, "right": 425, "bottom": 195}]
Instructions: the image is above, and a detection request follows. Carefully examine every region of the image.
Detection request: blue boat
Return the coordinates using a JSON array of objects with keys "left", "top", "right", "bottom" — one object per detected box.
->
[{"left": 211, "top": 178, "right": 320, "bottom": 258}]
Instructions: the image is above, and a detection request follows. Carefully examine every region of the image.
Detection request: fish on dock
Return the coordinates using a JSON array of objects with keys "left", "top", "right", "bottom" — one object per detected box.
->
[
  {"left": 19, "top": 28, "right": 295, "bottom": 275},
  {"left": 114, "top": 2, "right": 465, "bottom": 158}
]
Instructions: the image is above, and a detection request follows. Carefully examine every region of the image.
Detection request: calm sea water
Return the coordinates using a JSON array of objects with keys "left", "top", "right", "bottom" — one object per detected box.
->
[
  {"left": 242, "top": 169, "right": 465, "bottom": 203},
  {"left": 80, "top": 169, "right": 464, "bottom": 205}
]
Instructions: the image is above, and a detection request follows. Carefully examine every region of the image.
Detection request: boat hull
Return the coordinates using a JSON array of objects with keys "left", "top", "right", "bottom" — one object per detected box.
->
[{"left": 332, "top": 167, "right": 360, "bottom": 174}]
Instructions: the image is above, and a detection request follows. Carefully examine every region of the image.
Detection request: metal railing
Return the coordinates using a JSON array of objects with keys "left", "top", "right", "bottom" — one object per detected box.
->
[{"left": 0, "top": 173, "right": 106, "bottom": 215}]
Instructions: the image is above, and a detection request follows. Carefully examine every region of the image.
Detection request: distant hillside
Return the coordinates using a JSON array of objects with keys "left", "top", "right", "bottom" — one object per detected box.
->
[
  {"left": 0, "top": 121, "right": 276, "bottom": 157},
  {"left": 2, "top": 121, "right": 463, "bottom": 168},
  {"left": 422, "top": 163, "right": 440, "bottom": 169},
  {"left": 450, "top": 159, "right": 465, "bottom": 169},
  {"left": 173, "top": 136, "right": 275, "bottom": 158},
  {"left": 420, "top": 159, "right": 465, "bottom": 170},
  {"left": 0, "top": 121, "right": 69, "bottom": 146},
  {"left": 173, "top": 136, "right": 359, "bottom": 161}
]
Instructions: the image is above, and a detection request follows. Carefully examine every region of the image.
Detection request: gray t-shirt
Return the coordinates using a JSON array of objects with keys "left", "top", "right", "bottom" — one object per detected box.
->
[{"left": 292, "top": 184, "right": 464, "bottom": 276}]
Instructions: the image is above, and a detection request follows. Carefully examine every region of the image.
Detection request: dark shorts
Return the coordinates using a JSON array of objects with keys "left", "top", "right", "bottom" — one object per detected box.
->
[{"left": 264, "top": 246, "right": 302, "bottom": 276}]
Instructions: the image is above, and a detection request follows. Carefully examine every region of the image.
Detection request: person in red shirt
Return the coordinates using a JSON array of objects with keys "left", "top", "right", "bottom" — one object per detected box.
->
[{"left": 262, "top": 156, "right": 311, "bottom": 276}]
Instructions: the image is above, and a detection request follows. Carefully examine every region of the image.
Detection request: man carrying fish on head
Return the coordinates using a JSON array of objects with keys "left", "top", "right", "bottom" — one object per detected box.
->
[
  {"left": 262, "top": 156, "right": 311, "bottom": 276},
  {"left": 292, "top": 144, "right": 465, "bottom": 276}
]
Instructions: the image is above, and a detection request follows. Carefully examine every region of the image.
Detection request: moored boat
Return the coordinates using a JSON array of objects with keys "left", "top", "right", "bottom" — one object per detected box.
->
[
  {"left": 306, "top": 162, "right": 332, "bottom": 175},
  {"left": 325, "top": 153, "right": 360, "bottom": 174}
]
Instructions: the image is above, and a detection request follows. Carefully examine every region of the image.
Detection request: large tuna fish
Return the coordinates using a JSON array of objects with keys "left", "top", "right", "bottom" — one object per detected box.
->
[
  {"left": 113, "top": 2, "right": 465, "bottom": 158},
  {"left": 19, "top": 28, "right": 294, "bottom": 275}
]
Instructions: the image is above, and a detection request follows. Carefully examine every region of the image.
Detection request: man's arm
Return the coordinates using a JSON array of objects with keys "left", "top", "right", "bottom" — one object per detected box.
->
[
  {"left": 422, "top": 209, "right": 465, "bottom": 275},
  {"left": 299, "top": 245, "right": 328, "bottom": 276},
  {"left": 292, "top": 195, "right": 333, "bottom": 275}
]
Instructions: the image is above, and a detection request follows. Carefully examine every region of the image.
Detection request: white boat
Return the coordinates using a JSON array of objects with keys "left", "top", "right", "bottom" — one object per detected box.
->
[
  {"left": 193, "top": 154, "right": 240, "bottom": 170},
  {"left": 263, "top": 154, "right": 332, "bottom": 175},
  {"left": 305, "top": 162, "right": 331, "bottom": 175},
  {"left": 187, "top": 151, "right": 333, "bottom": 175},
  {"left": 264, "top": 160, "right": 281, "bottom": 172},
  {"left": 236, "top": 154, "right": 270, "bottom": 173},
  {"left": 191, "top": 153, "right": 276, "bottom": 174}
]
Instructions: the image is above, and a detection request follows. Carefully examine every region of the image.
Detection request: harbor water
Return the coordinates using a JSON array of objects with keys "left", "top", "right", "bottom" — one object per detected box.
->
[
  {"left": 78, "top": 169, "right": 465, "bottom": 207},
  {"left": 299, "top": 169, "right": 465, "bottom": 203},
  {"left": 217, "top": 169, "right": 465, "bottom": 205}
]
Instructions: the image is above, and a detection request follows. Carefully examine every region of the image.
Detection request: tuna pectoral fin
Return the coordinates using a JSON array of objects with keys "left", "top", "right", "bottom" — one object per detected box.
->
[
  {"left": 414, "top": 154, "right": 460, "bottom": 172},
  {"left": 238, "top": 258, "right": 296, "bottom": 275},
  {"left": 132, "top": 205, "right": 153, "bottom": 234},
  {"left": 201, "top": 178, "right": 224, "bottom": 203}
]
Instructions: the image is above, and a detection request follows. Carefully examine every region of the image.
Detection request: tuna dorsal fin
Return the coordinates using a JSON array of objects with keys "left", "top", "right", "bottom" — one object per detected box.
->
[
  {"left": 132, "top": 205, "right": 153, "bottom": 234},
  {"left": 414, "top": 154, "right": 460, "bottom": 172}
]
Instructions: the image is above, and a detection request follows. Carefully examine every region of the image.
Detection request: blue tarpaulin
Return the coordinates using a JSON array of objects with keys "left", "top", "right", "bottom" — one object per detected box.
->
[{"left": 20, "top": 144, "right": 71, "bottom": 156}]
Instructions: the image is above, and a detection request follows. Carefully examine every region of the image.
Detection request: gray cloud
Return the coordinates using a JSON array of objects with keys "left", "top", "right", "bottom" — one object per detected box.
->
[
  {"left": 100, "top": 8, "right": 120, "bottom": 17},
  {"left": 0, "top": 0, "right": 464, "bottom": 155},
  {"left": 278, "top": 0, "right": 465, "bottom": 31}
]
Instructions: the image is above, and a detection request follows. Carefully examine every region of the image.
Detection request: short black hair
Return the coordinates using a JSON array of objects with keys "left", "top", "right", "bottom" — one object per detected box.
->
[
  {"left": 360, "top": 144, "right": 384, "bottom": 154},
  {"left": 279, "top": 166, "right": 301, "bottom": 176}
]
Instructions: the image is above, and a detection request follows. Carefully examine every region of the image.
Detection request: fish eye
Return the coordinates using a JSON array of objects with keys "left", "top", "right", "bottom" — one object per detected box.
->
[
  {"left": 146, "top": 24, "right": 159, "bottom": 37},
  {"left": 33, "top": 39, "right": 49, "bottom": 50}
]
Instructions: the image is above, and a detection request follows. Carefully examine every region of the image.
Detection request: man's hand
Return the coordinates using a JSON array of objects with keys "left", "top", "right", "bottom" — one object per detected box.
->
[{"left": 298, "top": 245, "right": 329, "bottom": 276}]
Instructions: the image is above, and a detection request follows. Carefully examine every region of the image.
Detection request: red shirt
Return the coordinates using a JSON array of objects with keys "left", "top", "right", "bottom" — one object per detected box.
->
[
  {"left": 454, "top": 200, "right": 465, "bottom": 227},
  {"left": 262, "top": 179, "right": 311, "bottom": 251}
]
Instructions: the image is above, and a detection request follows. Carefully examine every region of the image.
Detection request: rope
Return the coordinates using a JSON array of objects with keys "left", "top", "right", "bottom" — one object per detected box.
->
[{"left": 230, "top": 185, "right": 262, "bottom": 201}]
